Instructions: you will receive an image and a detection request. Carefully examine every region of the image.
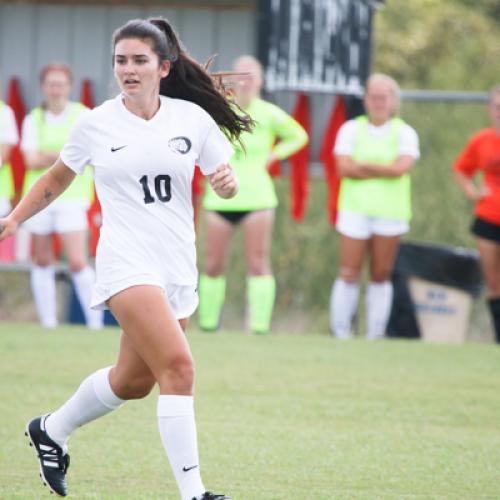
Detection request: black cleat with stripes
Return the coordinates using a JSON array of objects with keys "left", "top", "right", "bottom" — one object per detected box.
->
[
  {"left": 194, "top": 493, "right": 231, "bottom": 500},
  {"left": 25, "top": 415, "right": 70, "bottom": 497}
]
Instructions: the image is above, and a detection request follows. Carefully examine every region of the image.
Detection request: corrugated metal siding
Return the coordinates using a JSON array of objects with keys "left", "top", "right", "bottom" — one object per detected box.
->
[
  {"left": 0, "top": 4, "right": 256, "bottom": 108},
  {"left": 0, "top": 3, "right": 338, "bottom": 166}
]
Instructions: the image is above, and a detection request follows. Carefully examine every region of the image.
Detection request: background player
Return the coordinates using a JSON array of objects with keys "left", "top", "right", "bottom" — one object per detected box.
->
[
  {"left": 454, "top": 84, "right": 500, "bottom": 344},
  {"left": 21, "top": 64, "right": 102, "bottom": 329},
  {"left": 331, "top": 73, "right": 420, "bottom": 340},
  {"left": 199, "top": 55, "right": 308, "bottom": 334}
]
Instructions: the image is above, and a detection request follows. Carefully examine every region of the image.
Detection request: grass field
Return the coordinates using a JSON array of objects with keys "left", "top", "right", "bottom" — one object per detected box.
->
[{"left": 1, "top": 323, "right": 499, "bottom": 499}]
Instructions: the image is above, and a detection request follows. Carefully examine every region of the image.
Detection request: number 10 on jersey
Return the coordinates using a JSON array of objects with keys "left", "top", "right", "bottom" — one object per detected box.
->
[{"left": 139, "top": 174, "right": 172, "bottom": 204}]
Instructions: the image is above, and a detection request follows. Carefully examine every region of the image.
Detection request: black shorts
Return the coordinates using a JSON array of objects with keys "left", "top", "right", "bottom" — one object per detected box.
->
[
  {"left": 471, "top": 217, "right": 500, "bottom": 243},
  {"left": 215, "top": 210, "right": 252, "bottom": 225}
]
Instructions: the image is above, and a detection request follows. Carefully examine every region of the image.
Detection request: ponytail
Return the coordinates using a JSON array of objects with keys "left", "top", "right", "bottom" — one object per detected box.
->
[
  {"left": 150, "top": 17, "right": 252, "bottom": 144},
  {"left": 113, "top": 17, "right": 253, "bottom": 144}
]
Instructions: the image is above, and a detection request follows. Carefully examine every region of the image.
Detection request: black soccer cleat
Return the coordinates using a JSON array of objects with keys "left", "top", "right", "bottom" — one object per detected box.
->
[
  {"left": 194, "top": 493, "right": 231, "bottom": 500},
  {"left": 25, "top": 415, "right": 70, "bottom": 497}
]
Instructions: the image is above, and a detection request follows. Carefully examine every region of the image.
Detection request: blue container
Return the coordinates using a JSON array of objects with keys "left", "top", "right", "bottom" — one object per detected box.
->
[{"left": 66, "top": 282, "right": 118, "bottom": 327}]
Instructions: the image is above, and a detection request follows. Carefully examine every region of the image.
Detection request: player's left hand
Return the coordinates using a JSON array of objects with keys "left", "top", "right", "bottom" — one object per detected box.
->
[
  {"left": 0, "top": 216, "right": 18, "bottom": 242},
  {"left": 209, "top": 164, "right": 239, "bottom": 199}
]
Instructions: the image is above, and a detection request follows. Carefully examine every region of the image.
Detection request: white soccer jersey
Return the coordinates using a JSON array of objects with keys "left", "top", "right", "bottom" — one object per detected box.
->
[
  {"left": 61, "top": 94, "right": 233, "bottom": 299},
  {"left": 0, "top": 103, "right": 19, "bottom": 164},
  {"left": 334, "top": 118, "right": 420, "bottom": 159}
]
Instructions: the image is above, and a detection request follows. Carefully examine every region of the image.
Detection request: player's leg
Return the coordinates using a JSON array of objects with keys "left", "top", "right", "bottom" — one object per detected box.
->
[
  {"left": 198, "top": 211, "right": 235, "bottom": 330},
  {"left": 26, "top": 328, "right": 156, "bottom": 496},
  {"left": 45, "top": 331, "right": 156, "bottom": 445},
  {"left": 330, "top": 233, "right": 366, "bottom": 338},
  {"left": 108, "top": 285, "right": 209, "bottom": 500},
  {"left": 26, "top": 313, "right": 187, "bottom": 497},
  {"left": 330, "top": 211, "right": 370, "bottom": 338},
  {"left": 366, "top": 233, "right": 401, "bottom": 339},
  {"left": 24, "top": 207, "right": 59, "bottom": 328},
  {"left": 30, "top": 232, "right": 58, "bottom": 328},
  {"left": 476, "top": 237, "right": 500, "bottom": 343},
  {"left": 58, "top": 207, "right": 103, "bottom": 330},
  {"left": 242, "top": 209, "right": 275, "bottom": 333}
]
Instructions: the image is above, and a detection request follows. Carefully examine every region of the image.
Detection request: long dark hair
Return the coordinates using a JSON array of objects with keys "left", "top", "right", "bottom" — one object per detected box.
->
[{"left": 112, "top": 17, "right": 253, "bottom": 144}]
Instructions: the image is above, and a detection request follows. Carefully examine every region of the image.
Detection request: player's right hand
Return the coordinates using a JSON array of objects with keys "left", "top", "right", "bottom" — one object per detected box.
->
[{"left": 0, "top": 217, "right": 18, "bottom": 242}]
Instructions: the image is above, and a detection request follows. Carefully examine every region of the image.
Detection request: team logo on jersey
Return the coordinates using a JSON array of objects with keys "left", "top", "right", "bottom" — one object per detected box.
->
[{"left": 168, "top": 136, "right": 192, "bottom": 155}]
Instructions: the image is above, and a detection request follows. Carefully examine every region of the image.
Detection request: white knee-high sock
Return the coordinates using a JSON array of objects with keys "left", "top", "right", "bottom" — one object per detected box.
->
[
  {"left": 157, "top": 395, "right": 205, "bottom": 500},
  {"left": 330, "top": 279, "right": 360, "bottom": 338},
  {"left": 45, "top": 367, "right": 124, "bottom": 452},
  {"left": 72, "top": 267, "right": 103, "bottom": 330},
  {"left": 31, "top": 265, "right": 57, "bottom": 328},
  {"left": 366, "top": 281, "right": 394, "bottom": 340}
]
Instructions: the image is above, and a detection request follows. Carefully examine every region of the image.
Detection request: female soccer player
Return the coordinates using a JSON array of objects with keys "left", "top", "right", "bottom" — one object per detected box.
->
[
  {"left": 199, "top": 55, "right": 308, "bottom": 333},
  {"left": 331, "top": 73, "right": 420, "bottom": 340},
  {"left": 0, "top": 94, "right": 19, "bottom": 217},
  {"left": 21, "top": 64, "right": 102, "bottom": 329},
  {"left": 0, "top": 17, "right": 249, "bottom": 500},
  {"left": 454, "top": 85, "right": 500, "bottom": 344}
]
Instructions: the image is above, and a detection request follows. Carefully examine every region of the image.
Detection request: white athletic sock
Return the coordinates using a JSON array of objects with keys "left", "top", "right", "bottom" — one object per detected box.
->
[
  {"left": 330, "top": 279, "right": 360, "bottom": 338},
  {"left": 366, "top": 281, "right": 394, "bottom": 340},
  {"left": 157, "top": 395, "right": 205, "bottom": 500},
  {"left": 45, "top": 366, "right": 124, "bottom": 452},
  {"left": 72, "top": 267, "right": 103, "bottom": 330},
  {"left": 31, "top": 265, "right": 57, "bottom": 328}
]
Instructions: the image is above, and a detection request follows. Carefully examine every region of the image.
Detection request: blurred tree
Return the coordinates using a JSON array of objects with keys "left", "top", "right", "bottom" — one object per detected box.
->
[
  {"left": 455, "top": 0, "right": 500, "bottom": 24},
  {"left": 373, "top": 0, "right": 500, "bottom": 90}
]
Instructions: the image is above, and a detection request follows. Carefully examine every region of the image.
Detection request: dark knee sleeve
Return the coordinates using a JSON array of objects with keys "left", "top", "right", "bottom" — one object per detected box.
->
[{"left": 487, "top": 298, "right": 500, "bottom": 343}]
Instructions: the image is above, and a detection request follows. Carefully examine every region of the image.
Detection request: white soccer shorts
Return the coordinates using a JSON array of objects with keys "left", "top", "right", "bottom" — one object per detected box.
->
[
  {"left": 91, "top": 274, "right": 199, "bottom": 320},
  {"left": 23, "top": 202, "right": 89, "bottom": 235},
  {"left": 336, "top": 210, "right": 409, "bottom": 239}
]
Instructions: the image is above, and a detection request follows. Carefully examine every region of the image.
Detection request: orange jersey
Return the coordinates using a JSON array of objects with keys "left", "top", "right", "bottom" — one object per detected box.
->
[{"left": 454, "top": 128, "right": 500, "bottom": 224}]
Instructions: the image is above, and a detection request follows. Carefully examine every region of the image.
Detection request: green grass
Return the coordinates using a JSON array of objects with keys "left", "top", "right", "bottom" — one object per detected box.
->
[{"left": 1, "top": 323, "right": 499, "bottom": 499}]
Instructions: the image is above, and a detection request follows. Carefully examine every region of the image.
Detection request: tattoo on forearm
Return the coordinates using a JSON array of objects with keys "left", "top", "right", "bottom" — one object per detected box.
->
[
  {"left": 28, "top": 186, "right": 54, "bottom": 215},
  {"left": 43, "top": 187, "right": 53, "bottom": 202}
]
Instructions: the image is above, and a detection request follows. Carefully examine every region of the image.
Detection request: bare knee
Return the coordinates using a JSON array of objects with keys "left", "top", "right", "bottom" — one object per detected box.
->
[
  {"left": 370, "top": 263, "right": 393, "bottom": 282},
  {"left": 125, "top": 376, "right": 156, "bottom": 400},
  {"left": 110, "top": 369, "right": 156, "bottom": 400},
  {"left": 33, "top": 257, "right": 53, "bottom": 267},
  {"left": 32, "top": 237, "right": 53, "bottom": 266},
  {"left": 247, "top": 256, "right": 271, "bottom": 275},
  {"left": 205, "top": 256, "right": 225, "bottom": 276},
  {"left": 68, "top": 258, "right": 87, "bottom": 273},
  {"left": 158, "top": 355, "right": 195, "bottom": 395},
  {"left": 371, "top": 270, "right": 392, "bottom": 282},
  {"left": 205, "top": 247, "right": 228, "bottom": 276},
  {"left": 67, "top": 246, "right": 87, "bottom": 273},
  {"left": 33, "top": 251, "right": 52, "bottom": 267},
  {"left": 339, "top": 267, "right": 361, "bottom": 283}
]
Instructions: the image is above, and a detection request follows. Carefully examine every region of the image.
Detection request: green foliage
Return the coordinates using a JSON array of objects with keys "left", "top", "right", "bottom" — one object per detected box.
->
[
  {"left": 454, "top": 0, "right": 500, "bottom": 23},
  {"left": 373, "top": 0, "right": 500, "bottom": 90},
  {"left": 1, "top": 324, "right": 500, "bottom": 499},
  {"left": 402, "top": 100, "right": 488, "bottom": 246}
]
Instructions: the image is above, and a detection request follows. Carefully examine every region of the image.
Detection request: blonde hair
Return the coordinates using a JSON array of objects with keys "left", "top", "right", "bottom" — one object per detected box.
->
[
  {"left": 365, "top": 73, "right": 401, "bottom": 115},
  {"left": 232, "top": 55, "right": 263, "bottom": 77}
]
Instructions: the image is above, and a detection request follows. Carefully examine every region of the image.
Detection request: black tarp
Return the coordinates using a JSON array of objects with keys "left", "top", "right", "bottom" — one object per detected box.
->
[{"left": 387, "top": 241, "right": 483, "bottom": 339}]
